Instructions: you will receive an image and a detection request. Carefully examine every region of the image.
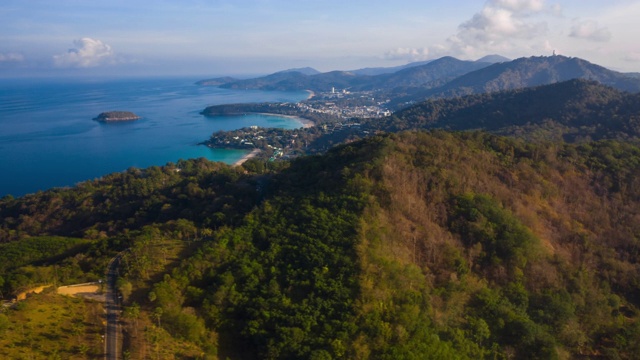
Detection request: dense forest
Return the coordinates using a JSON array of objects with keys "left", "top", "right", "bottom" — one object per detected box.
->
[
  {"left": 2, "top": 131, "right": 640, "bottom": 359},
  {"left": 386, "top": 79, "right": 640, "bottom": 141}
]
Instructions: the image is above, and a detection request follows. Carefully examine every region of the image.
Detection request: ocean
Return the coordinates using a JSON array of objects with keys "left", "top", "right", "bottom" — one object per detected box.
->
[{"left": 0, "top": 77, "right": 309, "bottom": 197}]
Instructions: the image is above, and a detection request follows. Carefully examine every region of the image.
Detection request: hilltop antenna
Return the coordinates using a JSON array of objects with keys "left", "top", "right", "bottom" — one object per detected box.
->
[{"left": 553, "top": 50, "right": 556, "bottom": 56}]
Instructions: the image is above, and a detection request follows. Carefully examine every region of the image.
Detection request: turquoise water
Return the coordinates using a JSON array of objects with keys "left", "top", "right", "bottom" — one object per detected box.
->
[{"left": 0, "top": 77, "right": 308, "bottom": 197}]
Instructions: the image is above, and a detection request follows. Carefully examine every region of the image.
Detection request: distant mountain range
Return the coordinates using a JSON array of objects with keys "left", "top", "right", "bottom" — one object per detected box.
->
[
  {"left": 197, "top": 56, "right": 499, "bottom": 92},
  {"left": 363, "top": 56, "right": 493, "bottom": 90},
  {"left": 395, "top": 55, "right": 640, "bottom": 104},
  {"left": 347, "top": 60, "right": 435, "bottom": 76},
  {"left": 346, "top": 55, "right": 508, "bottom": 76},
  {"left": 198, "top": 55, "right": 640, "bottom": 109},
  {"left": 475, "top": 54, "right": 511, "bottom": 63},
  {"left": 274, "top": 67, "right": 321, "bottom": 76}
]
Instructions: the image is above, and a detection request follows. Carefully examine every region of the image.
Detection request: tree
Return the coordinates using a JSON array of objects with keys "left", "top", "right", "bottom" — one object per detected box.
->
[
  {"left": 123, "top": 302, "right": 141, "bottom": 336},
  {"left": 152, "top": 307, "right": 163, "bottom": 327},
  {"left": 116, "top": 278, "right": 133, "bottom": 302}
]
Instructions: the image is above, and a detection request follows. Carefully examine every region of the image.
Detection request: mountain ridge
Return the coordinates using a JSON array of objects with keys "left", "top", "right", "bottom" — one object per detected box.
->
[
  {"left": 366, "top": 56, "right": 492, "bottom": 90},
  {"left": 416, "top": 55, "right": 640, "bottom": 99},
  {"left": 197, "top": 55, "right": 640, "bottom": 109},
  {"left": 209, "top": 56, "right": 495, "bottom": 92}
]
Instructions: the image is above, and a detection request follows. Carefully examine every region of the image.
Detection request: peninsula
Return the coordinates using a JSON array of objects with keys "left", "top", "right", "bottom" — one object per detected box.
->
[{"left": 94, "top": 111, "right": 141, "bottom": 122}]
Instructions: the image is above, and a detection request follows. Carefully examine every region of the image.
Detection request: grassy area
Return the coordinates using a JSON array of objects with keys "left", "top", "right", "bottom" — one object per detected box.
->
[
  {"left": 0, "top": 239, "right": 204, "bottom": 360},
  {"left": 123, "top": 314, "right": 207, "bottom": 360},
  {"left": 0, "top": 288, "right": 103, "bottom": 360}
]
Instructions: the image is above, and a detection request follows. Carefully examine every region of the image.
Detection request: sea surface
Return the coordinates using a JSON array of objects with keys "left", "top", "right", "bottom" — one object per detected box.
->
[{"left": 0, "top": 77, "right": 309, "bottom": 197}]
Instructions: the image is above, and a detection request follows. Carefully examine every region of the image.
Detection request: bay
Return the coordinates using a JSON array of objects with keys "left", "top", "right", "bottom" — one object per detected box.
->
[{"left": 0, "top": 77, "right": 309, "bottom": 197}]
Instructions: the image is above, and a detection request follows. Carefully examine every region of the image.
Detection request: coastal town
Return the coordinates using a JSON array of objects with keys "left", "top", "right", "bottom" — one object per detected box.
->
[
  {"left": 202, "top": 87, "right": 390, "bottom": 162},
  {"left": 299, "top": 88, "right": 392, "bottom": 119}
]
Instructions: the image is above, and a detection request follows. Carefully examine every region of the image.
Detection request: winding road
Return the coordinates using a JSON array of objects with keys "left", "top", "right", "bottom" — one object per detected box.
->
[{"left": 105, "top": 254, "right": 122, "bottom": 360}]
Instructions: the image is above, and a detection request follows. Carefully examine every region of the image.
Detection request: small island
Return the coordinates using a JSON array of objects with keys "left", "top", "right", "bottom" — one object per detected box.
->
[{"left": 94, "top": 111, "right": 141, "bottom": 122}]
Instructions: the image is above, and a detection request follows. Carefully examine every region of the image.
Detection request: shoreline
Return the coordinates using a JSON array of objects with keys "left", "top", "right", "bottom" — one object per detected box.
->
[
  {"left": 256, "top": 112, "right": 315, "bottom": 128},
  {"left": 306, "top": 90, "right": 315, "bottom": 100},
  {"left": 233, "top": 148, "right": 261, "bottom": 166}
]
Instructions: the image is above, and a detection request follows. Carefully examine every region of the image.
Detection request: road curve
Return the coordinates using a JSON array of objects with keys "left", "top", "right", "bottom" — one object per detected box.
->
[{"left": 105, "top": 254, "right": 123, "bottom": 360}]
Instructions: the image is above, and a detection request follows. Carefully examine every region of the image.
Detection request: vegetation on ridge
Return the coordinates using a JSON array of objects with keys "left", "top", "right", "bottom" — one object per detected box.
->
[{"left": 2, "top": 131, "right": 640, "bottom": 359}]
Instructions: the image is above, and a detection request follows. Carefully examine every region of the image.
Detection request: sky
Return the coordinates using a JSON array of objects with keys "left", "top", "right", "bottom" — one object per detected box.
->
[{"left": 1, "top": 0, "right": 640, "bottom": 78}]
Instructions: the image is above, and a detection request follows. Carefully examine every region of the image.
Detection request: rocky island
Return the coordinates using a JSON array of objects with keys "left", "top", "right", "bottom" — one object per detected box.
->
[{"left": 94, "top": 111, "right": 141, "bottom": 122}]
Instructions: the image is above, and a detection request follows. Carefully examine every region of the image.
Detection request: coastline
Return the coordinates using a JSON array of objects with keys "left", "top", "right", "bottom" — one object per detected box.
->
[
  {"left": 233, "top": 148, "right": 261, "bottom": 166},
  {"left": 1, "top": 77, "right": 311, "bottom": 197},
  {"left": 256, "top": 113, "right": 315, "bottom": 128},
  {"left": 306, "top": 90, "right": 315, "bottom": 100}
]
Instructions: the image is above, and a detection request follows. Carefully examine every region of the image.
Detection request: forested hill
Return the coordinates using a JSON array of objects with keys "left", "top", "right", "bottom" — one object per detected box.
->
[
  {"left": 382, "top": 79, "right": 640, "bottom": 142},
  {"left": 393, "top": 55, "right": 640, "bottom": 104},
  {"left": 368, "top": 56, "right": 491, "bottom": 89},
  {"left": 2, "top": 131, "right": 640, "bottom": 359}
]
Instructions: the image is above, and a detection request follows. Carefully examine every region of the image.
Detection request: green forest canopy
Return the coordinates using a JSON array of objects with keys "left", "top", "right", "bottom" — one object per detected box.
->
[{"left": 1, "top": 131, "right": 640, "bottom": 359}]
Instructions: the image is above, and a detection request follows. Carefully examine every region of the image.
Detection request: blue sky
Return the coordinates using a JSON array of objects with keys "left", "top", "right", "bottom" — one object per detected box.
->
[{"left": 1, "top": 0, "right": 639, "bottom": 77}]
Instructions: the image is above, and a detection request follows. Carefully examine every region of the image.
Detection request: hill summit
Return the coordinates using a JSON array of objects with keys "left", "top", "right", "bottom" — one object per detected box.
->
[{"left": 421, "top": 55, "right": 640, "bottom": 98}]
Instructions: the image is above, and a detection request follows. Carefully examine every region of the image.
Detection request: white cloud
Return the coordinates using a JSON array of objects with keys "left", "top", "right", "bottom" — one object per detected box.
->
[
  {"left": 384, "top": 47, "right": 431, "bottom": 61},
  {"left": 53, "top": 38, "right": 116, "bottom": 68},
  {"left": 569, "top": 20, "right": 611, "bottom": 42},
  {"left": 0, "top": 53, "right": 24, "bottom": 62},
  {"left": 491, "top": 0, "right": 545, "bottom": 14},
  {"left": 386, "top": 0, "right": 557, "bottom": 61},
  {"left": 456, "top": 0, "right": 549, "bottom": 45}
]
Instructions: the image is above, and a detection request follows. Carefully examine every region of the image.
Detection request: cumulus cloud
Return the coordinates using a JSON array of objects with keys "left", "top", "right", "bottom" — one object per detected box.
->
[
  {"left": 0, "top": 53, "right": 24, "bottom": 62},
  {"left": 456, "top": 0, "right": 549, "bottom": 46},
  {"left": 386, "top": 0, "right": 556, "bottom": 62},
  {"left": 53, "top": 38, "right": 117, "bottom": 68},
  {"left": 569, "top": 20, "right": 611, "bottom": 42}
]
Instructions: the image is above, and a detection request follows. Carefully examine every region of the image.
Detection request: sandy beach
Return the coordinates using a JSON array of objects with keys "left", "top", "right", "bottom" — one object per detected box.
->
[
  {"left": 234, "top": 148, "right": 261, "bottom": 166},
  {"left": 298, "top": 118, "right": 314, "bottom": 128},
  {"left": 306, "top": 90, "right": 315, "bottom": 99},
  {"left": 284, "top": 114, "right": 314, "bottom": 128},
  {"left": 257, "top": 113, "right": 315, "bottom": 128}
]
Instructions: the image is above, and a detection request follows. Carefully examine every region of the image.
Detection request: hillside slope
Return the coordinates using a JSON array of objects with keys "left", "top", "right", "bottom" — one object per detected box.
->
[
  {"left": 380, "top": 79, "right": 640, "bottom": 142},
  {"left": 2, "top": 132, "right": 640, "bottom": 359},
  {"left": 392, "top": 55, "right": 640, "bottom": 106},
  {"left": 369, "top": 56, "right": 491, "bottom": 90}
]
